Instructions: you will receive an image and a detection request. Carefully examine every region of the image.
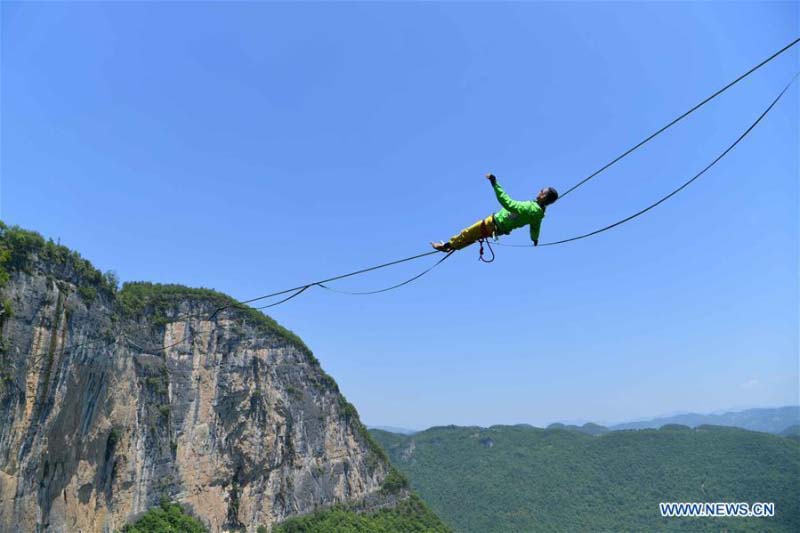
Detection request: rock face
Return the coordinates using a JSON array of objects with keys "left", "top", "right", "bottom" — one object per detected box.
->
[{"left": 0, "top": 229, "right": 399, "bottom": 532}]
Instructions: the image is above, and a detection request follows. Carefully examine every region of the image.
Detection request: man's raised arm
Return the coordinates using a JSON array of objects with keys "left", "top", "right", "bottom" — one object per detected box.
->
[{"left": 486, "top": 173, "right": 525, "bottom": 213}]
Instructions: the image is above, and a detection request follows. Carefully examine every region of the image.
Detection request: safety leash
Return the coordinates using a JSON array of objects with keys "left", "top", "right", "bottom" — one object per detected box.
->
[{"left": 478, "top": 219, "right": 496, "bottom": 263}]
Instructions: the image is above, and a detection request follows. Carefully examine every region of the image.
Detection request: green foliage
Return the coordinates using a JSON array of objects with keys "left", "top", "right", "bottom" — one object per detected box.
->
[
  {"left": 103, "top": 270, "right": 120, "bottom": 292},
  {"left": 371, "top": 425, "right": 800, "bottom": 532},
  {"left": 0, "top": 247, "right": 9, "bottom": 288},
  {"left": 0, "top": 366, "right": 13, "bottom": 395},
  {"left": 547, "top": 422, "right": 610, "bottom": 436},
  {"left": 1, "top": 299, "right": 12, "bottom": 319},
  {"left": 120, "top": 500, "right": 207, "bottom": 532},
  {"left": 108, "top": 428, "right": 121, "bottom": 448},
  {"left": 380, "top": 467, "right": 409, "bottom": 495},
  {"left": 0, "top": 222, "right": 115, "bottom": 295},
  {"left": 339, "top": 398, "right": 358, "bottom": 420},
  {"left": 274, "top": 494, "right": 450, "bottom": 533},
  {"left": 78, "top": 285, "right": 97, "bottom": 303},
  {"left": 309, "top": 370, "right": 344, "bottom": 407},
  {"left": 145, "top": 376, "right": 168, "bottom": 395},
  {"left": 227, "top": 481, "right": 242, "bottom": 528}
]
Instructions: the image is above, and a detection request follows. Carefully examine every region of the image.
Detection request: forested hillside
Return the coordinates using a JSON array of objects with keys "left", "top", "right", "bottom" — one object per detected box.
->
[{"left": 371, "top": 425, "right": 800, "bottom": 532}]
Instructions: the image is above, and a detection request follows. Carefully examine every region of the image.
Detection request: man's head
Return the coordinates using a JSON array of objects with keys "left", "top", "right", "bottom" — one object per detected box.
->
[{"left": 536, "top": 187, "right": 559, "bottom": 206}]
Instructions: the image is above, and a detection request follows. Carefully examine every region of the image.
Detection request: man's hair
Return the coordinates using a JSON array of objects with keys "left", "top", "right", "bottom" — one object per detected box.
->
[{"left": 541, "top": 187, "right": 559, "bottom": 205}]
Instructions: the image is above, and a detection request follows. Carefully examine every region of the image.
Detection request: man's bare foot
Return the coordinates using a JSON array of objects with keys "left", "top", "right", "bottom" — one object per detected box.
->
[{"left": 431, "top": 241, "right": 451, "bottom": 252}]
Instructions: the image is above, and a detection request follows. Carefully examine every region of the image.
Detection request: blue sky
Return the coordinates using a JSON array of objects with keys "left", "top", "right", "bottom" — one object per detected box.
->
[{"left": 2, "top": 2, "right": 797, "bottom": 429}]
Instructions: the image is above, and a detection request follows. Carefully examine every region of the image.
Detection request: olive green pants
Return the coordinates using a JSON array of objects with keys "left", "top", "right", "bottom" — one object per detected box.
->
[{"left": 448, "top": 215, "right": 496, "bottom": 250}]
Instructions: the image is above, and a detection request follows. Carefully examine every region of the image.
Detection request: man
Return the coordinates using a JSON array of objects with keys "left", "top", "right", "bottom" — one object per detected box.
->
[{"left": 431, "top": 174, "right": 558, "bottom": 252}]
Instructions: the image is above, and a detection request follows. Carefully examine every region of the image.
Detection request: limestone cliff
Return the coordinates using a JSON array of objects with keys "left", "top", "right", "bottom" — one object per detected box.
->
[{"left": 0, "top": 225, "right": 405, "bottom": 532}]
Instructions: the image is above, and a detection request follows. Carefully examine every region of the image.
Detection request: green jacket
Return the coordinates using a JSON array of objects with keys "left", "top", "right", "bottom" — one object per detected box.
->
[{"left": 492, "top": 181, "right": 546, "bottom": 243}]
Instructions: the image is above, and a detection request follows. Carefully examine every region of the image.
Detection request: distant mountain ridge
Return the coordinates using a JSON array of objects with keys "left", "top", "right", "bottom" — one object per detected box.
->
[
  {"left": 546, "top": 422, "right": 610, "bottom": 436},
  {"left": 609, "top": 406, "right": 799, "bottom": 434},
  {"left": 781, "top": 425, "right": 800, "bottom": 439},
  {"left": 375, "top": 406, "right": 800, "bottom": 439},
  {"left": 368, "top": 425, "right": 419, "bottom": 435}
]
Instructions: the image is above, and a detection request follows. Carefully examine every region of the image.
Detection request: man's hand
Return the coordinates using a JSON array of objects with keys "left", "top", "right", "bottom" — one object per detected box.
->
[
  {"left": 486, "top": 173, "right": 497, "bottom": 185},
  {"left": 534, "top": 240, "right": 539, "bottom": 247}
]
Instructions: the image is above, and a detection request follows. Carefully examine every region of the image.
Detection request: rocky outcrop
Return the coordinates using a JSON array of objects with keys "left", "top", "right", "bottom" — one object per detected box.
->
[{"left": 0, "top": 225, "right": 402, "bottom": 532}]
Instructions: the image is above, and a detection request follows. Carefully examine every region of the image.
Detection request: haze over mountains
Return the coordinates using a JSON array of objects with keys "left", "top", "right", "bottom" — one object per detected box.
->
[
  {"left": 609, "top": 406, "right": 800, "bottom": 433},
  {"left": 368, "top": 426, "right": 419, "bottom": 435},
  {"left": 375, "top": 406, "right": 800, "bottom": 437}
]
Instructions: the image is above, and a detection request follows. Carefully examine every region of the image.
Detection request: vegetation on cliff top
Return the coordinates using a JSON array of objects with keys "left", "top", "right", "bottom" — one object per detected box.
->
[
  {"left": 117, "top": 281, "right": 313, "bottom": 357},
  {"left": 0, "top": 222, "right": 117, "bottom": 300},
  {"left": 274, "top": 494, "right": 451, "bottom": 533},
  {"left": 0, "top": 222, "right": 314, "bottom": 358}
]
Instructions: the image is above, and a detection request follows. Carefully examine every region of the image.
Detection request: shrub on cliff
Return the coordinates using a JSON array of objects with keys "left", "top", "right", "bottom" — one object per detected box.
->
[
  {"left": 120, "top": 500, "right": 207, "bottom": 533},
  {"left": 274, "top": 494, "right": 450, "bottom": 532}
]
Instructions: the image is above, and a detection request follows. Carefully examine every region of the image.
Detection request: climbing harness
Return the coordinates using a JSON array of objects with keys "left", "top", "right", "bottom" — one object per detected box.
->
[{"left": 477, "top": 218, "right": 496, "bottom": 263}]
